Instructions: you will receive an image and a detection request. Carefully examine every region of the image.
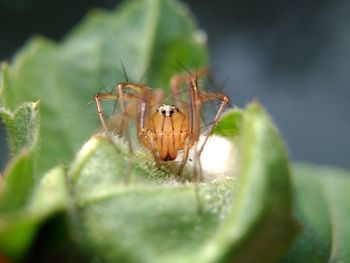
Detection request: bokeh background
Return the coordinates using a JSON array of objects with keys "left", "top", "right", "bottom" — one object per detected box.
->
[{"left": 1, "top": 0, "right": 349, "bottom": 170}]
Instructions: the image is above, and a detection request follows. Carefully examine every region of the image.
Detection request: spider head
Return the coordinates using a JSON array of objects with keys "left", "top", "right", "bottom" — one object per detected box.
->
[{"left": 156, "top": 104, "right": 179, "bottom": 117}]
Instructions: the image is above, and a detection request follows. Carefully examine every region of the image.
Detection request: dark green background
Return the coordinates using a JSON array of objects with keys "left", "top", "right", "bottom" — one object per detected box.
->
[{"left": 1, "top": 0, "right": 349, "bottom": 169}]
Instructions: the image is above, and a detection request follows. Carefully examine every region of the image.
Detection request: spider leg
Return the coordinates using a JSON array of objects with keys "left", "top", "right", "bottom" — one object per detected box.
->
[
  {"left": 171, "top": 74, "right": 205, "bottom": 214},
  {"left": 170, "top": 68, "right": 209, "bottom": 110},
  {"left": 94, "top": 92, "right": 119, "bottom": 132},
  {"left": 180, "top": 74, "right": 229, "bottom": 213},
  {"left": 178, "top": 136, "right": 203, "bottom": 213},
  {"left": 117, "top": 82, "right": 151, "bottom": 136},
  {"left": 94, "top": 82, "right": 152, "bottom": 181},
  {"left": 117, "top": 83, "right": 163, "bottom": 169},
  {"left": 174, "top": 73, "right": 204, "bottom": 176},
  {"left": 94, "top": 90, "right": 143, "bottom": 133},
  {"left": 147, "top": 134, "right": 161, "bottom": 168},
  {"left": 117, "top": 84, "right": 134, "bottom": 154},
  {"left": 197, "top": 92, "right": 230, "bottom": 156},
  {"left": 178, "top": 138, "right": 191, "bottom": 175}
]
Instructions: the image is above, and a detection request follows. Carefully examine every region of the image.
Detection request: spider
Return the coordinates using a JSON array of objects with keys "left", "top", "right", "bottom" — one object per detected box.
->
[{"left": 93, "top": 69, "right": 229, "bottom": 176}]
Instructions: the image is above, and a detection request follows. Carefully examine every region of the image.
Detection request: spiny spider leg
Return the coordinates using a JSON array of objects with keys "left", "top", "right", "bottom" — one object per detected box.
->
[
  {"left": 197, "top": 92, "right": 230, "bottom": 156},
  {"left": 94, "top": 82, "right": 163, "bottom": 168},
  {"left": 94, "top": 92, "right": 119, "bottom": 132}
]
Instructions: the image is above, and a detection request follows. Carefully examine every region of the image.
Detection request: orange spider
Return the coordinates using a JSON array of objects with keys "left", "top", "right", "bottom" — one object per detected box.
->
[{"left": 94, "top": 69, "right": 229, "bottom": 175}]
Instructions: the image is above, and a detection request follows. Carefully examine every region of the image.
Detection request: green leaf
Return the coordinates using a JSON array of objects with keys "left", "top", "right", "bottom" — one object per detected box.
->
[
  {"left": 0, "top": 150, "right": 34, "bottom": 212},
  {"left": 283, "top": 164, "right": 350, "bottom": 263},
  {"left": 213, "top": 109, "right": 243, "bottom": 138},
  {"left": 0, "top": 102, "right": 42, "bottom": 260},
  {"left": 2, "top": 0, "right": 349, "bottom": 262},
  {"left": 0, "top": 166, "right": 68, "bottom": 261},
  {"left": 199, "top": 103, "right": 300, "bottom": 263},
  {"left": 29, "top": 165, "right": 68, "bottom": 216},
  {"left": 0, "top": 0, "right": 207, "bottom": 175},
  {"left": 66, "top": 102, "right": 299, "bottom": 263},
  {"left": 0, "top": 102, "right": 39, "bottom": 211},
  {"left": 68, "top": 135, "right": 235, "bottom": 263},
  {"left": 0, "top": 101, "right": 39, "bottom": 158}
]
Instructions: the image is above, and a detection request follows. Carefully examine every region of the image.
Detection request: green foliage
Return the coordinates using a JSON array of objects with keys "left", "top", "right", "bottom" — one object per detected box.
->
[
  {"left": 65, "top": 102, "right": 299, "bottom": 263},
  {"left": 0, "top": 102, "right": 39, "bottom": 211},
  {"left": 68, "top": 135, "right": 234, "bottom": 262},
  {"left": 210, "top": 102, "right": 300, "bottom": 263},
  {"left": 283, "top": 164, "right": 350, "bottom": 263},
  {"left": 0, "top": 0, "right": 349, "bottom": 262},
  {"left": 0, "top": 166, "right": 67, "bottom": 261},
  {"left": 0, "top": 0, "right": 207, "bottom": 175},
  {"left": 0, "top": 101, "right": 39, "bottom": 157},
  {"left": 213, "top": 109, "right": 243, "bottom": 138}
]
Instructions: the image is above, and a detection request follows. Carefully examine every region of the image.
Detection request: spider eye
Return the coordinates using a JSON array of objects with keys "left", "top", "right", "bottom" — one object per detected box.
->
[
  {"left": 161, "top": 110, "right": 166, "bottom": 115},
  {"left": 169, "top": 110, "right": 174, "bottom": 114}
]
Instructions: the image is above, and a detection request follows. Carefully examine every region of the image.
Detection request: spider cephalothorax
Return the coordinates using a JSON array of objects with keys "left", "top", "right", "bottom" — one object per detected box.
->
[{"left": 94, "top": 70, "right": 229, "bottom": 175}]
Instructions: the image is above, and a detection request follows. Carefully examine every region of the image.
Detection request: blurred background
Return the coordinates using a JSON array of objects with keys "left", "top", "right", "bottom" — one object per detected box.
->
[{"left": 1, "top": 0, "right": 349, "bottom": 170}]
